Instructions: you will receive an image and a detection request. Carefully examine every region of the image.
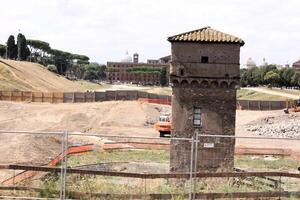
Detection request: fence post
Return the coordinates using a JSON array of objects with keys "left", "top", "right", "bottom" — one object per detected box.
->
[
  {"left": 192, "top": 131, "right": 199, "bottom": 200},
  {"left": 72, "top": 92, "right": 75, "bottom": 103},
  {"left": 189, "top": 136, "right": 195, "bottom": 200},
  {"left": 60, "top": 131, "right": 68, "bottom": 200}
]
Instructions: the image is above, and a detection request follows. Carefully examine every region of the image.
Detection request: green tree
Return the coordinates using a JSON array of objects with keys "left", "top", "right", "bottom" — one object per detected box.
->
[
  {"left": 280, "top": 68, "right": 295, "bottom": 87},
  {"left": 263, "top": 71, "right": 280, "bottom": 87},
  {"left": 160, "top": 67, "right": 167, "bottom": 86},
  {"left": 291, "top": 71, "right": 300, "bottom": 87},
  {"left": 6, "top": 35, "right": 17, "bottom": 59},
  {"left": 240, "top": 68, "right": 248, "bottom": 87},
  {"left": 17, "top": 33, "right": 30, "bottom": 60},
  {"left": 0, "top": 44, "right": 6, "bottom": 58},
  {"left": 82, "top": 62, "right": 106, "bottom": 81},
  {"left": 27, "top": 39, "right": 51, "bottom": 62}
]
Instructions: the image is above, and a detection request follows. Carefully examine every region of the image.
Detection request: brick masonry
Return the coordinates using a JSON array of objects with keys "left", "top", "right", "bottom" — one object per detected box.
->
[{"left": 169, "top": 34, "right": 243, "bottom": 172}]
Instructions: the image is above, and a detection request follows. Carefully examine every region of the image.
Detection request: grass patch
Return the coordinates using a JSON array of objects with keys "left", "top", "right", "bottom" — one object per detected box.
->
[
  {"left": 235, "top": 156, "right": 299, "bottom": 170},
  {"left": 17, "top": 151, "right": 300, "bottom": 199},
  {"left": 237, "top": 89, "right": 286, "bottom": 100},
  {"left": 67, "top": 150, "right": 170, "bottom": 167}
]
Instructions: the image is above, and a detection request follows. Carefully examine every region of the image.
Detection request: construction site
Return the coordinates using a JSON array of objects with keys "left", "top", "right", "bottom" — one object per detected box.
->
[{"left": 0, "top": 27, "right": 300, "bottom": 200}]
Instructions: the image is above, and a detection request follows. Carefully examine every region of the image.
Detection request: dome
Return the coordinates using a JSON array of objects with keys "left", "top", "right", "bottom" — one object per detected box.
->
[
  {"left": 262, "top": 58, "right": 268, "bottom": 66},
  {"left": 245, "top": 57, "right": 256, "bottom": 69},
  {"left": 121, "top": 52, "right": 132, "bottom": 63}
]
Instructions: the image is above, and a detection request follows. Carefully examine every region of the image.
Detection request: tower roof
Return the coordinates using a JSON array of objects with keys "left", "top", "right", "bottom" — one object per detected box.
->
[
  {"left": 293, "top": 60, "right": 300, "bottom": 67},
  {"left": 167, "top": 26, "right": 244, "bottom": 46}
]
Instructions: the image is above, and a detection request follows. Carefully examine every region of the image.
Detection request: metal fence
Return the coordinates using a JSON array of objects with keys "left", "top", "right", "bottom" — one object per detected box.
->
[
  {"left": 0, "top": 130, "right": 299, "bottom": 199},
  {"left": 0, "top": 90, "right": 289, "bottom": 110}
]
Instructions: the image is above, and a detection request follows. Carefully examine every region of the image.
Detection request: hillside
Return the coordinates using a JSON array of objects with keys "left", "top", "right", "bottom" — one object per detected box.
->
[{"left": 0, "top": 59, "right": 101, "bottom": 92}]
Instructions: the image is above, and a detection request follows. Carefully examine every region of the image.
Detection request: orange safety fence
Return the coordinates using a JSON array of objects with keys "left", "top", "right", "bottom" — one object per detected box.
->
[
  {"left": 2, "top": 144, "right": 94, "bottom": 186},
  {"left": 138, "top": 98, "right": 171, "bottom": 105}
]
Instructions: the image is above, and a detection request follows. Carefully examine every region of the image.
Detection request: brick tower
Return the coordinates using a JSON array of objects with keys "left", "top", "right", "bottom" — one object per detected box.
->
[{"left": 168, "top": 27, "right": 244, "bottom": 172}]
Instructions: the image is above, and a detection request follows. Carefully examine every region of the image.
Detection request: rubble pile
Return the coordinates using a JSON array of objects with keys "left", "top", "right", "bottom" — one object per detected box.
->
[{"left": 246, "top": 113, "right": 300, "bottom": 139}]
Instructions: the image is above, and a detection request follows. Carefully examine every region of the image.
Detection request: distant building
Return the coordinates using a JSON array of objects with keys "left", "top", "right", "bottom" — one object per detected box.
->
[
  {"left": 261, "top": 58, "right": 268, "bottom": 67},
  {"left": 245, "top": 57, "right": 257, "bottom": 69},
  {"left": 292, "top": 60, "right": 300, "bottom": 70},
  {"left": 106, "top": 53, "right": 170, "bottom": 85}
]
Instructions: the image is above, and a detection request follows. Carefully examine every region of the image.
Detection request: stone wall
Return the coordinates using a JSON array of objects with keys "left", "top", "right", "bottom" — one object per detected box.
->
[
  {"left": 170, "top": 43, "right": 240, "bottom": 79},
  {"left": 170, "top": 41, "right": 241, "bottom": 173},
  {"left": 171, "top": 43, "right": 240, "bottom": 64},
  {"left": 170, "top": 87, "right": 236, "bottom": 172}
]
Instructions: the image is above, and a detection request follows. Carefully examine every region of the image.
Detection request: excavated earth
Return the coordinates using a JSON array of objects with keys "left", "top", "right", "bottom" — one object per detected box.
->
[
  {"left": 245, "top": 113, "right": 300, "bottom": 139},
  {"left": 0, "top": 101, "right": 300, "bottom": 181}
]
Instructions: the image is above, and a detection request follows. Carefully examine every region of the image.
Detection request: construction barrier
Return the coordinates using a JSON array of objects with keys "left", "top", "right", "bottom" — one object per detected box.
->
[
  {"left": 0, "top": 91, "right": 64, "bottom": 103},
  {"left": 2, "top": 144, "right": 94, "bottom": 186},
  {"left": 138, "top": 98, "right": 171, "bottom": 105},
  {"left": 0, "top": 90, "right": 287, "bottom": 110}
]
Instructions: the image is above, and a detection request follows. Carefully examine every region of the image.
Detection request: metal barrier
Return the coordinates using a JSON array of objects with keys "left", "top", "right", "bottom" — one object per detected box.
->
[{"left": 0, "top": 130, "right": 299, "bottom": 199}]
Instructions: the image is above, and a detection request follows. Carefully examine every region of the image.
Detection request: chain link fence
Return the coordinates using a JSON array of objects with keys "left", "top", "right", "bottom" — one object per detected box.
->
[{"left": 0, "top": 130, "right": 299, "bottom": 199}]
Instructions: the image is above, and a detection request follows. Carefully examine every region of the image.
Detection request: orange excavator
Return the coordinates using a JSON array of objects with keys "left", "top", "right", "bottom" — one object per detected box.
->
[
  {"left": 154, "top": 114, "right": 171, "bottom": 137},
  {"left": 284, "top": 98, "right": 300, "bottom": 113}
]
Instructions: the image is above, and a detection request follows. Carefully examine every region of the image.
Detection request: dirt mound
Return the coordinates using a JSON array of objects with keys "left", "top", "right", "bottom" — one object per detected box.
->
[
  {"left": 0, "top": 59, "right": 83, "bottom": 91},
  {"left": 0, "top": 101, "right": 170, "bottom": 165}
]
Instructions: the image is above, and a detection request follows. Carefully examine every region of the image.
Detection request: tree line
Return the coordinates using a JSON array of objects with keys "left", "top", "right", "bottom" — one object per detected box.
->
[
  {"left": 127, "top": 66, "right": 167, "bottom": 86},
  {"left": 241, "top": 65, "right": 300, "bottom": 88},
  {"left": 0, "top": 33, "right": 106, "bottom": 81}
]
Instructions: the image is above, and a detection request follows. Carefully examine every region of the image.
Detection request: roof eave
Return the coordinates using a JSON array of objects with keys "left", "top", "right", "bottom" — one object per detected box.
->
[{"left": 167, "top": 39, "right": 245, "bottom": 46}]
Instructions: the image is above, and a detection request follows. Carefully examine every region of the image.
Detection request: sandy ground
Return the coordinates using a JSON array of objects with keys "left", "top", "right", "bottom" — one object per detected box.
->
[
  {"left": 0, "top": 100, "right": 299, "bottom": 181},
  {"left": 0, "top": 101, "right": 169, "bottom": 165},
  {"left": 0, "top": 59, "right": 87, "bottom": 91},
  {"left": 236, "top": 110, "right": 300, "bottom": 154}
]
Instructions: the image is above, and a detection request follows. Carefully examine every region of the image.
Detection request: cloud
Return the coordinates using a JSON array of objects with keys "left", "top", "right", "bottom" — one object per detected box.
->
[{"left": 0, "top": 0, "right": 299, "bottom": 65}]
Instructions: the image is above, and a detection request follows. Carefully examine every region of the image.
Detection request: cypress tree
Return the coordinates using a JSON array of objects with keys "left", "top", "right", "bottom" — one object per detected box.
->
[
  {"left": 6, "top": 35, "right": 17, "bottom": 59},
  {"left": 17, "top": 33, "right": 30, "bottom": 61},
  {"left": 160, "top": 67, "right": 167, "bottom": 86}
]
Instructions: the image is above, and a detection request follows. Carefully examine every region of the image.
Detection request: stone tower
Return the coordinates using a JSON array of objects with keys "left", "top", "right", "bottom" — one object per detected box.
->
[
  {"left": 168, "top": 27, "right": 244, "bottom": 172},
  {"left": 133, "top": 53, "right": 139, "bottom": 63}
]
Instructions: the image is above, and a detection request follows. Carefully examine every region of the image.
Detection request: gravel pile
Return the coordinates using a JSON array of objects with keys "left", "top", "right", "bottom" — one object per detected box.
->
[{"left": 246, "top": 113, "right": 300, "bottom": 139}]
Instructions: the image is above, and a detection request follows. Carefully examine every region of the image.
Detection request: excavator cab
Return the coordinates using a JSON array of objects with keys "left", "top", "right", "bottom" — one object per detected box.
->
[
  {"left": 155, "top": 114, "right": 171, "bottom": 137},
  {"left": 296, "top": 99, "right": 300, "bottom": 107}
]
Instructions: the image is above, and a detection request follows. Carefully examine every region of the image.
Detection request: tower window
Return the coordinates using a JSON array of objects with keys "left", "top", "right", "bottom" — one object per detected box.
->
[
  {"left": 180, "top": 69, "right": 184, "bottom": 76},
  {"left": 201, "top": 56, "right": 209, "bottom": 63},
  {"left": 193, "top": 107, "right": 202, "bottom": 127}
]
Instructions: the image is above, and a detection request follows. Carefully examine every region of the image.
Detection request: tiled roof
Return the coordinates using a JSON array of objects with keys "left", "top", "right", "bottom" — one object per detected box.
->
[
  {"left": 293, "top": 60, "right": 300, "bottom": 67},
  {"left": 167, "top": 26, "right": 244, "bottom": 46}
]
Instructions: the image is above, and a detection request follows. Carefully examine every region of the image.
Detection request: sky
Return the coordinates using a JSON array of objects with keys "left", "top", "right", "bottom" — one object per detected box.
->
[{"left": 0, "top": 0, "right": 299, "bottom": 66}]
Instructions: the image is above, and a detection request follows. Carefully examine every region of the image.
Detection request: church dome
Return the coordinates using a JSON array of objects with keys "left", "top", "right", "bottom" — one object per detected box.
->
[
  {"left": 245, "top": 57, "right": 256, "bottom": 69},
  {"left": 121, "top": 52, "right": 132, "bottom": 63}
]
